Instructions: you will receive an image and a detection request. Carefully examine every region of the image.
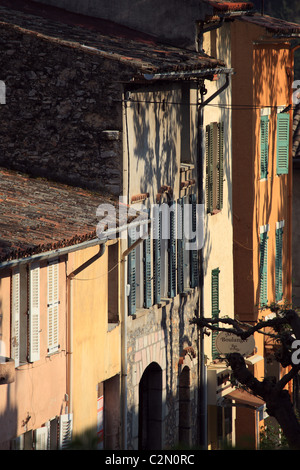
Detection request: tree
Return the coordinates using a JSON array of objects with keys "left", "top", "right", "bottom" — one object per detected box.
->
[{"left": 191, "top": 304, "right": 300, "bottom": 449}]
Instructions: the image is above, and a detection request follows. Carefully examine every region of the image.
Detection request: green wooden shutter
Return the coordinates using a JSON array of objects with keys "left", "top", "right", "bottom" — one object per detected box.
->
[
  {"left": 260, "top": 232, "right": 268, "bottom": 307},
  {"left": 143, "top": 235, "right": 152, "bottom": 308},
  {"left": 189, "top": 193, "right": 198, "bottom": 288},
  {"left": 217, "top": 122, "right": 224, "bottom": 210},
  {"left": 128, "top": 228, "right": 136, "bottom": 315},
  {"left": 153, "top": 206, "right": 161, "bottom": 304},
  {"left": 211, "top": 268, "right": 220, "bottom": 360},
  {"left": 177, "top": 197, "right": 184, "bottom": 294},
  {"left": 275, "top": 227, "right": 283, "bottom": 302},
  {"left": 168, "top": 201, "right": 176, "bottom": 298},
  {"left": 206, "top": 124, "right": 214, "bottom": 213},
  {"left": 276, "top": 113, "right": 290, "bottom": 175},
  {"left": 260, "top": 115, "right": 269, "bottom": 179}
]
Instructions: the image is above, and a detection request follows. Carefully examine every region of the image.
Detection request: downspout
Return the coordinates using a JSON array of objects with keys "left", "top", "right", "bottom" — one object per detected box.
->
[
  {"left": 66, "top": 244, "right": 106, "bottom": 420},
  {"left": 289, "top": 44, "right": 300, "bottom": 306},
  {"left": 197, "top": 71, "right": 232, "bottom": 449}
]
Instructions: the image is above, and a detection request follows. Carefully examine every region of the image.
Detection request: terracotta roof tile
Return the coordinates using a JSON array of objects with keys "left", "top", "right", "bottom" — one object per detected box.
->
[
  {"left": 238, "top": 12, "right": 300, "bottom": 35},
  {"left": 0, "top": 0, "right": 225, "bottom": 75},
  {"left": 204, "top": 0, "right": 254, "bottom": 12},
  {"left": 0, "top": 168, "right": 143, "bottom": 263}
]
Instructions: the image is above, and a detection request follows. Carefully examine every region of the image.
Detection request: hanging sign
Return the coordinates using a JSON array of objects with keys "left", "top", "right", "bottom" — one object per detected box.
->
[{"left": 215, "top": 331, "right": 255, "bottom": 357}]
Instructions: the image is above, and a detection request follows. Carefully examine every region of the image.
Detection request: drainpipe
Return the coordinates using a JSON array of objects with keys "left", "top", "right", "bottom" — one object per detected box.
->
[
  {"left": 289, "top": 44, "right": 300, "bottom": 306},
  {"left": 66, "top": 244, "right": 106, "bottom": 418},
  {"left": 197, "top": 71, "right": 232, "bottom": 449}
]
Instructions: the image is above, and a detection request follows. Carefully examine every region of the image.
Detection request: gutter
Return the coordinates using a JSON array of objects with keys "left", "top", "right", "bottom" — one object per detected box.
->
[
  {"left": 143, "top": 68, "right": 233, "bottom": 82},
  {"left": 197, "top": 70, "right": 232, "bottom": 449},
  {"left": 0, "top": 218, "right": 150, "bottom": 271}
]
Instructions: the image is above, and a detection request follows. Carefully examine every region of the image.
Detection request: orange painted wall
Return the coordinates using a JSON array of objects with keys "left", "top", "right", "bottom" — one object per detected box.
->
[{"left": 231, "top": 20, "right": 292, "bottom": 323}]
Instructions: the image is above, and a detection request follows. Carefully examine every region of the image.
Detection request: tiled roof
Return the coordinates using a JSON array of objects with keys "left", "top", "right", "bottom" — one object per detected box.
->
[
  {"left": 238, "top": 12, "right": 300, "bottom": 35},
  {"left": 204, "top": 1, "right": 254, "bottom": 12},
  {"left": 0, "top": 0, "right": 225, "bottom": 76},
  {"left": 0, "top": 168, "right": 141, "bottom": 263}
]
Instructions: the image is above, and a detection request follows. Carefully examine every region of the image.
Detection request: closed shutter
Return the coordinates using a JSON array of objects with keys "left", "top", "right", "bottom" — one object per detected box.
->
[
  {"left": 217, "top": 122, "right": 224, "bottom": 210},
  {"left": 275, "top": 227, "right": 283, "bottom": 302},
  {"left": 58, "top": 414, "right": 73, "bottom": 450},
  {"left": 143, "top": 235, "right": 152, "bottom": 308},
  {"left": 276, "top": 113, "right": 290, "bottom": 175},
  {"left": 47, "top": 260, "right": 59, "bottom": 354},
  {"left": 29, "top": 263, "right": 40, "bottom": 362},
  {"left": 168, "top": 201, "right": 176, "bottom": 298},
  {"left": 177, "top": 198, "right": 184, "bottom": 294},
  {"left": 153, "top": 206, "right": 161, "bottom": 304},
  {"left": 206, "top": 124, "right": 214, "bottom": 213},
  {"left": 260, "top": 232, "right": 268, "bottom": 307},
  {"left": 34, "top": 427, "right": 48, "bottom": 450},
  {"left": 260, "top": 115, "right": 269, "bottom": 179},
  {"left": 128, "top": 228, "right": 136, "bottom": 315},
  {"left": 211, "top": 268, "right": 220, "bottom": 360},
  {"left": 11, "top": 270, "right": 20, "bottom": 367},
  {"left": 189, "top": 193, "right": 198, "bottom": 288}
]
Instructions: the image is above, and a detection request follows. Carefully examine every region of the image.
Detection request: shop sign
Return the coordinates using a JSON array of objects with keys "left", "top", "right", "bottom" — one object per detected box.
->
[{"left": 215, "top": 331, "right": 255, "bottom": 356}]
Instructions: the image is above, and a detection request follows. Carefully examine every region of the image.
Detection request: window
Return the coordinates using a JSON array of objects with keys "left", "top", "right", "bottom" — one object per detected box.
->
[
  {"left": 47, "top": 260, "right": 59, "bottom": 354},
  {"left": 211, "top": 268, "right": 220, "bottom": 360},
  {"left": 108, "top": 242, "right": 119, "bottom": 324},
  {"left": 275, "top": 221, "right": 284, "bottom": 302},
  {"left": 259, "top": 226, "right": 269, "bottom": 307},
  {"left": 260, "top": 115, "right": 269, "bottom": 179},
  {"left": 11, "top": 263, "right": 40, "bottom": 365},
  {"left": 276, "top": 112, "right": 290, "bottom": 175},
  {"left": 177, "top": 194, "right": 198, "bottom": 294},
  {"left": 29, "top": 262, "right": 40, "bottom": 362},
  {"left": 205, "top": 122, "right": 224, "bottom": 213}
]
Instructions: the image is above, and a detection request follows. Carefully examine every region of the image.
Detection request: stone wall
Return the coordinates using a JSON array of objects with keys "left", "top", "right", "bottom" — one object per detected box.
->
[{"left": 0, "top": 23, "right": 135, "bottom": 195}]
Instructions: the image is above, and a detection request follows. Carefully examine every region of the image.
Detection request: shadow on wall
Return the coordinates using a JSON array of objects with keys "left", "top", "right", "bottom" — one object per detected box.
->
[{"left": 253, "top": 45, "right": 290, "bottom": 311}]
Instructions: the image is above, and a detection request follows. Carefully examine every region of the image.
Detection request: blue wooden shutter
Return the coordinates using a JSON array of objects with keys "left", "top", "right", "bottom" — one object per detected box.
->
[
  {"left": 189, "top": 193, "right": 198, "bottom": 288},
  {"left": 217, "top": 122, "right": 224, "bottom": 210},
  {"left": 275, "top": 227, "right": 283, "bottom": 302},
  {"left": 206, "top": 124, "right": 214, "bottom": 213},
  {"left": 128, "top": 228, "right": 136, "bottom": 315},
  {"left": 260, "top": 232, "right": 268, "bottom": 307},
  {"left": 276, "top": 113, "right": 290, "bottom": 175},
  {"left": 260, "top": 115, "right": 269, "bottom": 179},
  {"left": 153, "top": 206, "right": 161, "bottom": 304},
  {"left": 177, "top": 197, "right": 184, "bottom": 294},
  {"left": 143, "top": 235, "right": 152, "bottom": 308},
  {"left": 211, "top": 268, "right": 220, "bottom": 360},
  {"left": 168, "top": 201, "right": 176, "bottom": 298}
]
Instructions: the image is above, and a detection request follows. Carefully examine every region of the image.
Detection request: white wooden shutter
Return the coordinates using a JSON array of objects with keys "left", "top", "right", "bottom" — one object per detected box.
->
[
  {"left": 29, "top": 263, "right": 40, "bottom": 362},
  {"left": 59, "top": 414, "right": 73, "bottom": 449},
  {"left": 11, "top": 270, "right": 20, "bottom": 367},
  {"left": 34, "top": 426, "right": 48, "bottom": 450},
  {"left": 47, "top": 261, "right": 59, "bottom": 354}
]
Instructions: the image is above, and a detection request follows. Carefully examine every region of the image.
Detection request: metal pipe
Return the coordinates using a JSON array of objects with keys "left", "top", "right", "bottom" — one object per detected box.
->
[
  {"left": 197, "top": 71, "right": 231, "bottom": 449},
  {"left": 143, "top": 68, "right": 233, "bottom": 82}
]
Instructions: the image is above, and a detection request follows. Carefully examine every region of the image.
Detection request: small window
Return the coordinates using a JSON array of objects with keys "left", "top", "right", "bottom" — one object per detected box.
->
[
  {"left": 259, "top": 227, "right": 269, "bottom": 307},
  {"left": 276, "top": 112, "right": 290, "bottom": 175},
  {"left": 275, "top": 222, "right": 284, "bottom": 302},
  {"left": 108, "top": 242, "right": 119, "bottom": 323},
  {"left": 260, "top": 115, "right": 269, "bottom": 179},
  {"left": 211, "top": 268, "right": 220, "bottom": 360},
  {"left": 206, "top": 122, "right": 224, "bottom": 213}
]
